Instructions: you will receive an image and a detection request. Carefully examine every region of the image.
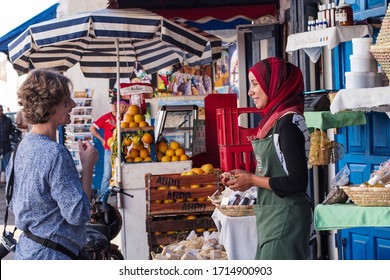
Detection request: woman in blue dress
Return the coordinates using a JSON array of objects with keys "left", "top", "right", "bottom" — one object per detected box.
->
[{"left": 7, "top": 69, "right": 98, "bottom": 259}]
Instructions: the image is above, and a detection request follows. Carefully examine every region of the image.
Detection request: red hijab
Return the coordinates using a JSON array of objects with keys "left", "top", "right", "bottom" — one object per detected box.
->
[{"left": 249, "top": 57, "right": 304, "bottom": 139}]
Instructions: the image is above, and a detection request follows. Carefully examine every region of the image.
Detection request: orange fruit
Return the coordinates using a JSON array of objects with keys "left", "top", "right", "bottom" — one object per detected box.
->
[
  {"left": 123, "top": 114, "right": 134, "bottom": 123},
  {"left": 169, "top": 141, "right": 180, "bottom": 150},
  {"left": 144, "top": 156, "right": 152, "bottom": 162},
  {"left": 122, "top": 137, "right": 132, "bottom": 147},
  {"left": 139, "top": 120, "right": 149, "bottom": 128},
  {"left": 133, "top": 157, "right": 143, "bottom": 162},
  {"left": 186, "top": 215, "right": 197, "bottom": 220},
  {"left": 129, "top": 121, "right": 139, "bottom": 128},
  {"left": 128, "top": 105, "right": 140, "bottom": 116},
  {"left": 132, "top": 135, "right": 141, "bottom": 145},
  {"left": 175, "top": 148, "right": 185, "bottom": 157},
  {"left": 133, "top": 114, "right": 144, "bottom": 123},
  {"left": 180, "top": 154, "right": 190, "bottom": 161},
  {"left": 195, "top": 228, "right": 205, "bottom": 233},
  {"left": 120, "top": 121, "right": 129, "bottom": 128},
  {"left": 161, "top": 155, "right": 171, "bottom": 162},
  {"left": 107, "top": 137, "right": 114, "bottom": 147},
  {"left": 201, "top": 163, "right": 214, "bottom": 174},
  {"left": 139, "top": 148, "right": 149, "bottom": 159},
  {"left": 128, "top": 148, "right": 139, "bottom": 159},
  {"left": 157, "top": 142, "right": 168, "bottom": 153},
  {"left": 125, "top": 157, "right": 134, "bottom": 163},
  {"left": 133, "top": 141, "right": 144, "bottom": 151},
  {"left": 165, "top": 148, "right": 175, "bottom": 157},
  {"left": 141, "top": 132, "right": 154, "bottom": 144},
  {"left": 191, "top": 168, "right": 204, "bottom": 175},
  {"left": 171, "top": 156, "right": 180, "bottom": 162},
  {"left": 156, "top": 151, "right": 164, "bottom": 162}
]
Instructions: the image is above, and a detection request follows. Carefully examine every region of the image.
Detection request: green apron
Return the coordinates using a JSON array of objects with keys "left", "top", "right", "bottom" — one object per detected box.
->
[{"left": 251, "top": 122, "right": 311, "bottom": 260}]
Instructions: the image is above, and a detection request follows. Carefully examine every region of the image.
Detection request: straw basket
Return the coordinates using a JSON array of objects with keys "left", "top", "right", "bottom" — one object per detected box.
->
[
  {"left": 369, "top": 3, "right": 390, "bottom": 80},
  {"left": 340, "top": 186, "right": 390, "bottom": 207},
  {"left": 209, "top": 195, "right": 254, "bottom": 217},
  {"left": 370, "top": 44, "right": 390, "bottom": 81}
]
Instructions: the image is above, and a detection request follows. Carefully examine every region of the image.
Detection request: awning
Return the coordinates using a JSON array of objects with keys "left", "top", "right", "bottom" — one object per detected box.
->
[{"left": 0, "top": 3, "right": 59, "bottom": 55}]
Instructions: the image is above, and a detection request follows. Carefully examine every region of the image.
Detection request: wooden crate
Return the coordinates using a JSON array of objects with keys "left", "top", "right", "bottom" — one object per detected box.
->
[
  {"left": 147, "top": 214, "right": 217, "bottom": 254},
  {"left": 145, "top": 170, "right": 222, "bottom": 256},
  {"left": 120, "top": 126, "right": 156, "bottom": 163},
  {"left": 145, "top": 171, "right": 222, "bottom": 216}
]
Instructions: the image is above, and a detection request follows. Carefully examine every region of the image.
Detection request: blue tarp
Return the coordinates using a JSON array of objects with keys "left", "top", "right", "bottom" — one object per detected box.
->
[{"left": 0, "top": 3, "right": 59, "bottom": 55}]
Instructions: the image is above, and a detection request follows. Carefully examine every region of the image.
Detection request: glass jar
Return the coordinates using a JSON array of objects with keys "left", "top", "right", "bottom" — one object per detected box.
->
[{"left": 337, "top": 4, "right": 353, "bottom": 26}]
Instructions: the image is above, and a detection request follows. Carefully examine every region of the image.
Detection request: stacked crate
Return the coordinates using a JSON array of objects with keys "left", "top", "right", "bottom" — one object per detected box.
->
[
  {"left": 145, "top": 171, "right": 222, "bottom": 255},
  {"left": 216, "top": 107, "right": 261, "bottom": 172}
]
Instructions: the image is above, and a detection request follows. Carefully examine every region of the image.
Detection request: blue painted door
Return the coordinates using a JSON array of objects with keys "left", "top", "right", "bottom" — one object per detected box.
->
[
  {"left": 337, "top": 227, "right": 390, "bottom": 259},
  {"left": 335, "top": 112, "right": 390, "bottom": 184}
]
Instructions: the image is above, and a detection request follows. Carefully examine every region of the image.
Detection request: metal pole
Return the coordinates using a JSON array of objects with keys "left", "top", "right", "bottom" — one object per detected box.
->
[
  {"left": 115, "top": 38, "right": 122, "bottom": 186},
  {"left": 115, "top": 38, "right": 124, "bottom": 209}
]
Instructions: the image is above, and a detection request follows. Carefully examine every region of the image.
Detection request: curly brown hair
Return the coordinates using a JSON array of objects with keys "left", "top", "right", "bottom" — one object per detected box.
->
[{"left": 18, "top": 69, "right": 73, "bottom": 124}]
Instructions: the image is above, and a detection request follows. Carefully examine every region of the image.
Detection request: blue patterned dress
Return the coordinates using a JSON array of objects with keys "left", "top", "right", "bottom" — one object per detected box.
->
[{"left": 6, "top": 133, "right": 90, "bottom": 259}]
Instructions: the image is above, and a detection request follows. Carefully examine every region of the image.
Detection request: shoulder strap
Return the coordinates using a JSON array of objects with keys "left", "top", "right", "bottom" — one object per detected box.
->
[
  {"left": 24, "top": 230, "right": 79, "bottom": 260},
  {"left": 3, "top": 142, "right": 19, "bottom": 236}
]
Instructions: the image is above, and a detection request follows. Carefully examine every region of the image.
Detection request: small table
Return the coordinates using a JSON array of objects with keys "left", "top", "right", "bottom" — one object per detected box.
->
[{"left": 211, "top": 208, "right": 257, "bottom": 260}]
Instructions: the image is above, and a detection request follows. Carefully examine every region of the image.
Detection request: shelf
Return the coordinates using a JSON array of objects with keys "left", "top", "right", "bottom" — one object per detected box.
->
[
  {"left": 330, "top": 86, "right": 390, "bottom": 116},
  {"left": 314, "top": 203, "right": 390, "bottom": 231},
  {"left": 304, "top": 111, "right": 367, "bottom": 130},
  {"left": 286, "top": 25, "right": 373, "bottom": 63}
]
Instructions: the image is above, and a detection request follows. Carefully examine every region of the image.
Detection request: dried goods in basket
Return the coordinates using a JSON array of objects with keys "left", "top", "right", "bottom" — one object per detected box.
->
[
  {"left": 340, "top": 186, "right": 390, "bottom": 207},
  {"left": 209, "top": 193, "right": 254, "bottom": 217}
]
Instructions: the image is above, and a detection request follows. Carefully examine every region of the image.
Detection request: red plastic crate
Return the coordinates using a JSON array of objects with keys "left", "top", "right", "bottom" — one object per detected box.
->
[
  {"left": 219, "top": 145, "right": 257, "bottom": 173},
  {"left": 216, "top": 107, "right": 260, "bottom": 146}
]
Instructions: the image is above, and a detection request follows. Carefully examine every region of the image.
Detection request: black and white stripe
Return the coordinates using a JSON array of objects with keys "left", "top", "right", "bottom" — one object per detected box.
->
[{"left": 8, "top": 8, "right": 221, "bottom": 78}]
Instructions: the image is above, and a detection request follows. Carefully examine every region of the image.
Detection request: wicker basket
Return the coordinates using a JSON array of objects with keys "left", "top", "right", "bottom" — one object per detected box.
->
[
  {"left": 209, "top": 195, "right": 254, "bottom": 217},
  {"left": 340, "top": 186, "right": 390, "bottom": 207},
  {"left": 370, "top": 3, "right": 390, "bottom": 80}
]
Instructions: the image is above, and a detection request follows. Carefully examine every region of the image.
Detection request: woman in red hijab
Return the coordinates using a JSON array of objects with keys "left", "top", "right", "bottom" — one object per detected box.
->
[{"left": 222, "top": 57, "right": 312, "bottom": 260}]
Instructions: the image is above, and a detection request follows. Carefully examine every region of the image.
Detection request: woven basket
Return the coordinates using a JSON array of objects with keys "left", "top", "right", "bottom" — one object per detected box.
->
[
  {"left": 340, "top": 186, "right": 390, "bottom": 207},
  {"left": 370, "top": 3, "right": 390, "bottom": 80},
  {"left": 209, "top": 195, "right": 254, "bottom": 217},
  {"left": 370, "top": 44, "right": 390, "bottom": 80}
]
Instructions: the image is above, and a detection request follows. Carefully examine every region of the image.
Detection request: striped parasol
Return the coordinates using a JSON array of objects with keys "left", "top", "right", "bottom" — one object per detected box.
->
[
  {"left": 7, "top": 8, "right": 221, "bottom": 187},
  {"left": 8, "top": 8, "right": 221, "bottom": 78}
]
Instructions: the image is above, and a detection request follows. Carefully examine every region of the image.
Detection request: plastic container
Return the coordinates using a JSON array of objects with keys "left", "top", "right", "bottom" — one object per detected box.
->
[
  {"left": 350, "top": 54, "right": 373, "bottom": 72},
  {"left": 216, "top": 107, "right": 261, "bottom": 146},
  {"left": 345, "top": 71, "right": 368, "bottom": 89},
  {"left": 218, "top": 145, "right": 257, "bottom": 173},
  {"left": 352, "top": 37, "right": 373, "bottom": 55}
]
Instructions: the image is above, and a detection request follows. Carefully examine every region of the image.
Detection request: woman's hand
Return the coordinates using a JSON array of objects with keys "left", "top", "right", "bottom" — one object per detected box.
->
[
  {"left": 78, "top": 140, "right": 98, "bottom": 172},
  {"left": 222, "top": 169, "right": 254, "bottom": 192}
]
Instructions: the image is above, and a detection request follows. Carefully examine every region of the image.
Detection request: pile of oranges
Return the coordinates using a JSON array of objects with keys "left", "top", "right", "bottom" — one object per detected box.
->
[
  {"left": 156, "top": 141, "right": 190, "bottom": 162},
  {"left": 120, "top": 104, "right": 150, "bottom": 128},
  {"left": 123, "top": 131, "right": 154, "bottom": 163}
]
